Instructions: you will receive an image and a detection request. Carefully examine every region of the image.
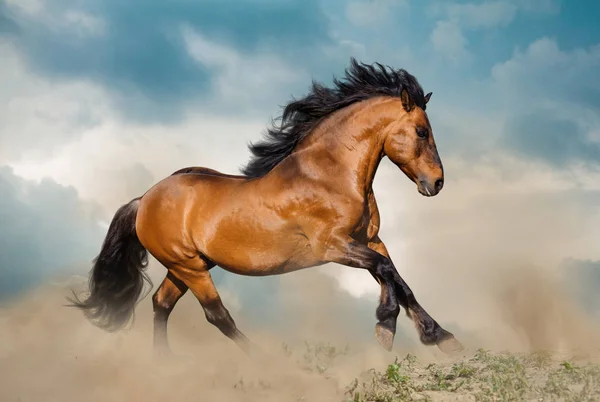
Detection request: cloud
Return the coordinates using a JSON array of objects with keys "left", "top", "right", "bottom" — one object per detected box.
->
[
  {"left": 444, "top": 1, "right": 518, "bottom": 30},
  {"left": 0, "top": 41, "right": 110, "bottom": 161},
  {"left": 426, "top": 35, "right": 600, "bottom": 172},
  {"left": 0, "top": 166, "right": 105, "bottom": 299},
  {"left": 429, "top": 1, "right": 517, "bottom": 61},
  {"left": 492, "top": 37, "right": 600, "bottom": 110},
  {"left": 429, "top": 0, "right": 560, "bottom": 61},
  {"left": 490, "top": 38, "right": 600, "bottom": 168},
  {"left": 61, "top": 10, "right": 106, "bottom": 36},
  {"left": 6, "top": 106, "right": 271, "bottom": 214},
  {"left": 430, "top": 20, "right": 469, "bottom": 62},
  {"left": 181, "top": 25, "right": 310, "bottom": 113},
  {"left": 503, "top": 111, "right": 600, "bottom": 167},
  {"left": 1, "top": 0, "right": 332, "bottom": 122},
  {"left": 4, "top": 0, "right": 106, "bottom": 37}
]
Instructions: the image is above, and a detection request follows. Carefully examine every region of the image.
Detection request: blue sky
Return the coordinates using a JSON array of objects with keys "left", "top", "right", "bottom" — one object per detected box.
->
[{"left": 1, "top": 0, "right": 600, "bottom": 339}]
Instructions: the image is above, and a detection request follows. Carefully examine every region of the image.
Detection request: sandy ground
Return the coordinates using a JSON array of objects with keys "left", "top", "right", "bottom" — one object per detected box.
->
[{"left": 1, "top": 263, "right": 599, "bottom": 402}]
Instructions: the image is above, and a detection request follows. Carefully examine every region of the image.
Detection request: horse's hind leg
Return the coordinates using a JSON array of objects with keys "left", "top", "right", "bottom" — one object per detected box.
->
[
  {"left": 172, "top": 258, "right": 253, "bottom": 355},
  {"left": 191, "top": 271, "right": 253, "bottom": 353},
  {"left": 152, "top": 271, "right": 188, "bottom": 356}
]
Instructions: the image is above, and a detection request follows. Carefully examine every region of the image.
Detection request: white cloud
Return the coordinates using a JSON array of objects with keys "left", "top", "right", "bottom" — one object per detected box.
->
[
  {"left": 181, "top": 25, "right": 310, "bottom": 111},
  {"left": 429, "top": 0, "right": 559, "bottom": 61},
  {"left": 5, "top": 1, "right": 106, "bottom": 37},
  {"left": 445, "top": 1, "right": 518, "bottom": 30},
  {"left": 63, "top": 10, "right": 106, "bottom": 36},
  {"left": 430, "top": 20, "right": 469, "bottom": 62},
  {"left": 492, "top": 37, "right": 600, "bottom": 99},
  {"left": 0, "top": 165, "right": 105, "bottom": 298},
  {"left": 337, "top": 39, "right": 367, "bottom": 58},
  {"left": 181, "top": 26, "right": 239, "bottom": 67},
  {"left": 8, "top": 110, "right": 269, "bottom": 213},
  {"left": 429, "top": 1, "right": 516, "bottom": 60},
  {"left": 490, "top": 38, "right": 600, "bottom": 160},
  {"left": 0, "top": 41, "right": 110, "bottom": 161},
  {"left": 492, "top": 37, "right": 565, "bottom": 82}
]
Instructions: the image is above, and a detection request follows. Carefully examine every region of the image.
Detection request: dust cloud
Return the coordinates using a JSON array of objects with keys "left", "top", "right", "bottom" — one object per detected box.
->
[
  {"left": 1, "top": 258, "right": 599, "bottom": 401},
  {"left": 0, "top": 266, "right": 394, "bottom": 402}
]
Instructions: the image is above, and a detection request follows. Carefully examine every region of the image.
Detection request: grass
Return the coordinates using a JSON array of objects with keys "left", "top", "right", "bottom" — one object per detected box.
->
[
  {"left": 230, "top": 342, "right": 600, "bottom": 401},
  {"left": 344, "top": 348, "right": 600, "bottom": 402}
]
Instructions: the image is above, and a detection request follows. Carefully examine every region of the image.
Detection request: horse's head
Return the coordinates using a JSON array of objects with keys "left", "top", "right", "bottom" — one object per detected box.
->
[{"left": 383, "top": 89, "right": 443, "bottom": 197}]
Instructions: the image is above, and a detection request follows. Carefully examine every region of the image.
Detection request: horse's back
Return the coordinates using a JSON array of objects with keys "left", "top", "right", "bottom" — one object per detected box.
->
[{"left": 170, "top": 166, "right": 247, "bottom": 180}]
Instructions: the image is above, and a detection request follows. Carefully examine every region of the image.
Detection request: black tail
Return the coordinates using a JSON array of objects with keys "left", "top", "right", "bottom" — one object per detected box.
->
[{"left": 68, "top": 197, "right": 152, "bottom": 331}]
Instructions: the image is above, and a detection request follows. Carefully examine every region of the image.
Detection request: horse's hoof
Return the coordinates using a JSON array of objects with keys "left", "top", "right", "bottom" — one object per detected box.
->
[
  {"left": 437, "top": 335, "right": 465, "bottom": 355},
  {"left": 375, "top": 324, "right": 395, "bottom": 352}
]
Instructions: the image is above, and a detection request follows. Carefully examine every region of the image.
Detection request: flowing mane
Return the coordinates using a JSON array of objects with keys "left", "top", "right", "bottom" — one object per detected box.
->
[{"left": 241, "top": 57, "right": 428, "bottom": 178}]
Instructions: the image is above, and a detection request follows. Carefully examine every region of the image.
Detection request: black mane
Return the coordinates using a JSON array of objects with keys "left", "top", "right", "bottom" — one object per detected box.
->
[{"left": 241, "top": 58, "right": 427, "bottom": 178}]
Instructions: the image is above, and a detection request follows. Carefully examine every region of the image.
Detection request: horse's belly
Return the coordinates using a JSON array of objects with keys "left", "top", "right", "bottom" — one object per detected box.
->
[{"left": 203, "top": 226, "right": 319, "bottom": 276}]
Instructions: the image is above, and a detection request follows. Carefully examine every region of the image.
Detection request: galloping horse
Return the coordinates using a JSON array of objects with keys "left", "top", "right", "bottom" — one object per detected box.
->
[{"left": 70, "top": 59, "right": 463, "bottom": 355}]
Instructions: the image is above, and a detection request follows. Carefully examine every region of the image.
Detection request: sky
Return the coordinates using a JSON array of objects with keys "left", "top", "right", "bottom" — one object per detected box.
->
[{"left": 1, "top": 0, "right": 600, "bottom": 343}]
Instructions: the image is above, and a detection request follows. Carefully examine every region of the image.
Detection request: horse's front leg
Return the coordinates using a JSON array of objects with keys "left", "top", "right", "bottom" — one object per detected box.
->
[
  {"left": 368, "top": 236, "right": 464, "bottom": 354},
  {"left": 321, "top": 235, "right": 401, "bottom": 351}
]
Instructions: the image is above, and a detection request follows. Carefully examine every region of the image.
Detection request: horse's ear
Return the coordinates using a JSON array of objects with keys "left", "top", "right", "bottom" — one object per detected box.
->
[
  {"left": 400, "top": 88, "right": 413, "bottom": 112},
  {"left": 424, "top": 92, "right": 433, "bottom": 104}
]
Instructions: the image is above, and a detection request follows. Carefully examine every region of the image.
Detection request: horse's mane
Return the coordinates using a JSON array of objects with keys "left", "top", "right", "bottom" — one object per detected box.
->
[{"left": 240, "top": 57, "right": 427, "bottom": 178}]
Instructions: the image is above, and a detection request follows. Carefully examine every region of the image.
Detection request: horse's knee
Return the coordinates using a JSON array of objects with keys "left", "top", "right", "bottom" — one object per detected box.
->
[{"left": 152, "top": 289, "right": 174, "bottom": 317}]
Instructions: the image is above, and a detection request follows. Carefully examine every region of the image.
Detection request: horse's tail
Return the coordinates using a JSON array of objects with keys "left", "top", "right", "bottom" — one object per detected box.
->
[{"left": 67, "top": 197, "right": 152, "bottom": 332}]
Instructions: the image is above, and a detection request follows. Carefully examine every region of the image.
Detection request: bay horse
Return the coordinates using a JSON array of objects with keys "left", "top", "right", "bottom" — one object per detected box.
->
[{"left": 70, "top": 58, "right": 464, "bottom": 356}]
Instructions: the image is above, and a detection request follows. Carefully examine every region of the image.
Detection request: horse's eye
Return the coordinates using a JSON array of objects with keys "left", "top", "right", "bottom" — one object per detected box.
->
[{"left": 417, "top": 128, "right": 429, "bottom": 139}]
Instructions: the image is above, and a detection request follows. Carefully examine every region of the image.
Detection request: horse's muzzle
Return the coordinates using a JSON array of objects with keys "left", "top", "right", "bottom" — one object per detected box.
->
[{"left": 418, "top": 177, "right": 444, "bottom": 197}]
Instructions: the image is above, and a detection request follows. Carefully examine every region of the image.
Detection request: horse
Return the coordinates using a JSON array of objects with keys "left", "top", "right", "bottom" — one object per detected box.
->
[{"left": 69, "top": 58, "right": 464, "bottom": 356}]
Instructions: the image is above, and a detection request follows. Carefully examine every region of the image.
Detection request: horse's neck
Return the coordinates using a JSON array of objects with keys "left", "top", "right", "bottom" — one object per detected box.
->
[{"left": 293, "top": 99, "right": 389, "bottom": 195}]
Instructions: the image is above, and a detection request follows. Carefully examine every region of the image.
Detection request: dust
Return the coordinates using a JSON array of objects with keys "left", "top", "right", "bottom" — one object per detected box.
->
[
  {"left": 1, "top": 256, "right": 599, "bottom": 402},
  {"left": 0, "top": 265, "right": 393, "bottom": 402},
  {"left": 492, "top": 266, "right": 600, "bottom": 357}
]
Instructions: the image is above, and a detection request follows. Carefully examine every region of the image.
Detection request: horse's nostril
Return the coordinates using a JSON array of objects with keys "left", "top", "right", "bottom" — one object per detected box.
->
[{"left": 434, "top": 178, "right": 444, "bottom": 191}]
